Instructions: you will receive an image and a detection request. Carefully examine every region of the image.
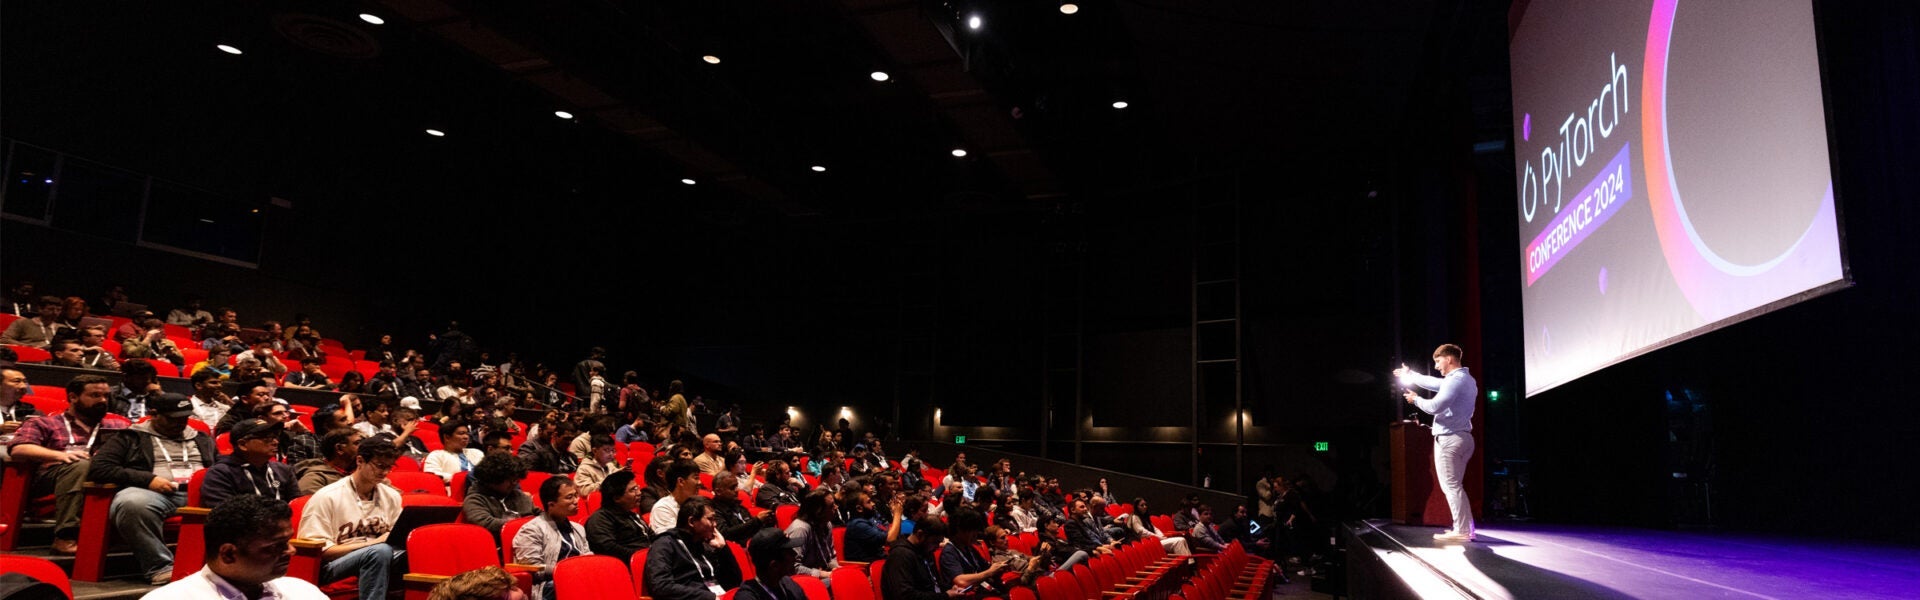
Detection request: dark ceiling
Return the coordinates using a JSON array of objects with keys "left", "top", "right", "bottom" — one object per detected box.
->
[{"left": 3, "top": 0, "right": 1488, "bottom": 222}]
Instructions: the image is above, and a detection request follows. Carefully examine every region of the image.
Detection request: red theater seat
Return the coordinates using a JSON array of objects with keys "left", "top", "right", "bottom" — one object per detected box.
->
[
  {"left": 0, "top": 553, "right": 72, "bottom": 600},
  {"left": 554, "top": 555, "right": 638, "bottom": 600}
]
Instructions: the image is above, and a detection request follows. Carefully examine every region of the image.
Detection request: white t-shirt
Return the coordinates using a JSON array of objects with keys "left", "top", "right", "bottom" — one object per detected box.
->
[
  {"left": 423, "top": 448, "right": 485, "bottom": 483},
  {"left": 145, "top": 567, "right": 328, "bottom": 600},
  {"left": 298, "top": 477, "right": 403, "bottom": 549}
]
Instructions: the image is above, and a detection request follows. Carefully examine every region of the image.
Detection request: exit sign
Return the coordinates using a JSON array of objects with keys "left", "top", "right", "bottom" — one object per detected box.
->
[
  {"left": 954, "top": 435, "right": 967, "bottom": 444},
  {"left": 1313, "top": 441, "right": 1329, "bottom": 452}
]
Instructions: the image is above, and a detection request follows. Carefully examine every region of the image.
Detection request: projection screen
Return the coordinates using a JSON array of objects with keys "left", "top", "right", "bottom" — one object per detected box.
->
[{"left": 1510, "top": 0, "right": 1849, "bottom": 394}]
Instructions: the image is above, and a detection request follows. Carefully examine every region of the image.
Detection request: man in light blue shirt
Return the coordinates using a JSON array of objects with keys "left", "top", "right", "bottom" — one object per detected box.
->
[{"left": 1395, "top": 343, "right": 1478, "bottom": 543}]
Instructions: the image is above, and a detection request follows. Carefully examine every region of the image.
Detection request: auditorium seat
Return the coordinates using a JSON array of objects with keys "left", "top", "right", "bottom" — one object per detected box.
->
[
  {"left": 0, "top": 553, "right": 72, "bottom": 600},
  {"left": 6, "top": 345, "right": 50, "bottom": 363},
  {"left": 830, "top": 565, "right": 874, "bottom": 600},
  {"left": 730, "top": 541, "right": 754, "bottom": 581},
  {"left": 500, "top": 516, "right": 537, "bottom": 566},
  {"left": 168, "top": 470, "right": 214, "bottom": 582},
  {"left": 388, "top": 471, "right": 449, "bottom": 496},
  {"left": 0, "top": 458, "right": 50, "bottom": 551},
  {"left": 572, "top": 492, "right": 599, "bottom": 525},
  {"left": 627, "top": 547, "right": 651, "bottom": 600},
  {"left": 555, "top": 555, "right": 637, "bottom": 600},
  {"left": 868, "top": 558, "right": 886, "bottom": 600},
  {"left": 178, "top": 347, "right": 208, "bottom": 370},
  {"left": 522, "top": 472, "right": 554, "bottom": 508},
  {"left": 451, "top": 471, "right": 470, "bottom": 500},
  {"left": 401, "top": 523, "right": 537, "bottom": 600},
  {"left": 161, "top": 324, "right": 192, "bottom": 339},
  {"left": 138, "top": 359, "right": 179, "bottom": 377},
  {"left": 394, "top": 455, "right": 423, "bottom": 473},
  {"left": 0, "top": 314, "right": 18, "bottom": 330},
  {"left": 793, "top": 574, "right": 831, "bottom": 600},
  {"left": 776, "top": 504, "right": 800, "bottom": 529}
]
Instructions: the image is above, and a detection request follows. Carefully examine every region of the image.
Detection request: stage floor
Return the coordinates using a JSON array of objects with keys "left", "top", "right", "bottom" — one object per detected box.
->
[{"left": 1355, "top": 519, "right": 1920, "bottom": 599}]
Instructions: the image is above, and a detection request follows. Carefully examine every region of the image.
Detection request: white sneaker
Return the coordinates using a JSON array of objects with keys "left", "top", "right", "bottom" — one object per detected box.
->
[{"left": 1433, "top": 531, "right": 1475, "bottom": 543}]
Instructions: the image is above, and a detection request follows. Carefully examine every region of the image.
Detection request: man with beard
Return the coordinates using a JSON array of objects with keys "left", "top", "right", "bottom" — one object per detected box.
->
[
  {"left": 3, "top": 374, "right": 129, "bottom": 555},
  {"left": 144, "top": 494, "right": 329, "bottom": 600},
  {"left": 87, "top": 393, "right": 216, "bottom": 584}
]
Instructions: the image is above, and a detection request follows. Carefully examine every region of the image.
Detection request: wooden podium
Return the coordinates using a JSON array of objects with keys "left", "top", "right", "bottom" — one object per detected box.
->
[
  {"left": 1390, "top": 420, "right": 1484, "bottom": 526},
  {"left": 1389, "top": 421, "right": 1436, "bottom": 525}
]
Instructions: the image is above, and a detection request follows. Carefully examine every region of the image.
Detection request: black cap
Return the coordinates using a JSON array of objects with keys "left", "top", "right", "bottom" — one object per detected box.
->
[
  {"left": 229, "top": 418, "right": 283, "bottom": 441},
  {"left": 155, "top": 392, "right": 193, "bottom": 418},
  {"left": 747, "top": 527, "right": 803, "bottom": 560}
]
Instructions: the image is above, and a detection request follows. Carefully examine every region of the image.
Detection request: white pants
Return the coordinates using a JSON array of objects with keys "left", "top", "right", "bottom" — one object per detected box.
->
[{"left": 1434, "top": 432, "right": 1475, "bottom": 536}]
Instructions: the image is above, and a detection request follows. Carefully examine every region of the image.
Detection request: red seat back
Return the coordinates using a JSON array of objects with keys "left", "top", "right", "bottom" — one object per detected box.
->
[
  {"left": 869, "top": 558, "right": 887, "bottom": 600},
  {"left": 410, "top": 523, "right": 503, "bottom": 575},
  {"left": 793, "top": 574, "right": 831, "bottom": 600},
  {"left": 388, "top": 472, "right": 448, "bottom": 496},
  {"left": 1036, "top": 573, "right": 1071, "bottom": 600},
  {"left": 394, "top": 455, "right": 423, "bottom": 472},
  {"left": 0, "top": 553, "right": 72, "bottom": 600},
  {"left": 185, "top": 469, "right": 210, "bottom": 507},
  {"left": 730, "top": 542, "right": 754, "bottom": 581},
  {"left": 451, "top": 471, "right": 471, "bottom": 499},
  {"left": 776, "top": 504, "right": 800, "bottom": 530},
  {"left": 830, "top": 566, "right": 874, "bottom": 600},
  {"left": 523, "top": 472, "right": 554, "bottom": 508},
  {"left": 6, "top": 346, "right": 50, "bottom": 363},
  {"left": 500, "top": 516, "right": 536, "bottom": 565},
  {"left": 553, "top": 555, "right": 636, "bottom": 600},
  {"left": 629, "top": 548, "right": 650, "bottom": 597}
]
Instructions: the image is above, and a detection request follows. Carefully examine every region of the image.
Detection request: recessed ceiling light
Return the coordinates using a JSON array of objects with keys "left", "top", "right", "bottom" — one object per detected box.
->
[
  {"left": 951, "top": 148, "right": 968, "bottom": 157},
  {"left": 216, "top": 44, "right": 243, "bottom": 55},
  {"left": 554, "top": 110, "right": 574, "bottom": 120},
  {"left": 967, "top": 15, "right": 983, "bottom": 30},
  {"left": 425, "top": 129, "right": 445, "bottom": 137},
  {"left": 251, "top": 209, "right": 260, "bottom": 214},
  {"left": 1112, "top": 101, "right": 1130, "bottom": 109},
  {"left": 359, "top": 13, "right": 385, "bottom": 25},
  {"left": 681, "top": 178, "right": 697, "bottom": 185},
  {"left": 1060, "top": 3, "right": 1080, "bottom": 14},
  {"left": 870, "top": 71, "right": 890, "bottom": 82},
  {"left": 811, "top": 165, "right": 827, "bottom": 172},
  {"left": 702, "top": 55, "right": 722, "bottom": 64}
]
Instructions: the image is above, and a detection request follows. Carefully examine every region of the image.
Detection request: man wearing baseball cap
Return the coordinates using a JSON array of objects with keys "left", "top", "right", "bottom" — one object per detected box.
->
[
  {"left": 735, "top": 528, "right": 807, "bottom": 600},
  {"left": 201, "top": 417, "right": 298, "bottom": 506},
  {"left": 86, "top": 392, "right": 216, "bottom": 584}
]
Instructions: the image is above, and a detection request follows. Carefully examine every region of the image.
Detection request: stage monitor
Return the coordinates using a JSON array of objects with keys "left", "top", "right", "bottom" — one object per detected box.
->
[{"left": 1510, "top": 0, "right": 1848, "bottom": 394}]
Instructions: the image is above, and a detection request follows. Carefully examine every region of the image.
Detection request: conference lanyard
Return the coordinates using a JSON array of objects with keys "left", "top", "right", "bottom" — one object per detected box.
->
[
  {"left": 242, "top": 466, "right": 282, "bottom": 501},
  {"left": 750, "top": 580, "right": 785, "bottom": 600},
  {"left": 61, "top": 415, "right": 98, "bottom": 449},
  {"left": 155, "top": 437, "right": 202, "bottom": 485},
  {"left": 674, "top": 538, "right": 717, "bottom": 581}
]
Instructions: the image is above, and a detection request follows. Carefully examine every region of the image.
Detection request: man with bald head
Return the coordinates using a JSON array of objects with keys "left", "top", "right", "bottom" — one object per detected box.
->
[{"left": 693, "top": 433, "right": 727, "bottom": 475}]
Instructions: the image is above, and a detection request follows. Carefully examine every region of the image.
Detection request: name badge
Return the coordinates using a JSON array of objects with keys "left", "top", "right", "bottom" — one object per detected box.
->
[
  {"left": 705, "top": 581, "right": 726, "bottom": 596},
  {"left": 170, "top": 463, "right": 197, "bottom": 484}
]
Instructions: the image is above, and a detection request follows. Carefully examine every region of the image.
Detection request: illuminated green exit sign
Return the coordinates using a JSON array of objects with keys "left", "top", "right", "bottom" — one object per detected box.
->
[
  {"left": 954, "top": 435, "right": 967, "bottom": 444},
  {"left": 1313, "top": 441, "right": 1329, "bottom": 452}
]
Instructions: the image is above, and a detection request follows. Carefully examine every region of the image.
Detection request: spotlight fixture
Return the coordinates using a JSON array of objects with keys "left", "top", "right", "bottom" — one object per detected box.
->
[
  {"left": 554, "top": 110, "right": 574, "bottom": 120},
  {"left": 811, "top": 165, "right": 827, "bottom": 172},
  {"left": 681, "top": 178, "right": 697, "bottom": 185},
  {"left": 951, "top": 148, "right": 968, "bottom": 157},
  {"left": 216, "top": 44, "right": 243, "bottom": 55},
  {"left": 1060, "top": 3, "right": 1080, "bottom": 14},
  {"left": 1112, "top": 101, "right": 1130, "bottom": 109},
  {"left": 967, "top": 15, "right": 983, "bottom": 30},
  {"left": 359, "top": 13, "right": 385, "bottom": 25},
  {"left": 870, "top": 71, "right": 890, "bottom": 82},
  {"left": 702, "top": 55, "right": 722, "bottom": 64},
  {"left": 424, "top": 129, "right": 445, "bottom": 137}
]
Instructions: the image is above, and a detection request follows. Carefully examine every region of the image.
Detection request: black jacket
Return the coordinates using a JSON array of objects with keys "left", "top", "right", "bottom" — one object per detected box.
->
[
  {"left": 643, "top": 528, "right": 743, "bottom": 600},
  {"left": 733, "top": 578, "right": 808, "bottom": 600},
  {"left": 883, "top": 539, "right": 946, "bottom": 600},
  {"left": 86, "top": 423, "right": 216, "bottom": 490},
  {"left": 517, "top": 440, "right": 577, "bottom": 474},
  {"left": 1064, "top": 515, "right": 1113, "bottom": 552},
  {"left": 200, "top": 453, "right": 298, "bottom": 507},
  {"left": 585, "top": 506, "right": 653, "bottom": 559},
  {"left": 710, "top": 497, "right": 766, "bottom": 545}
]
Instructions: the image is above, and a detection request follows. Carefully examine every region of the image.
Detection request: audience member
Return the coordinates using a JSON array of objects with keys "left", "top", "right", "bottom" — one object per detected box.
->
[
  {"left": 0, "top": 297, "right": 65, "bottom": 348},
  {"left": 201, "top": 417, "right": 299, "bottom": 506},
  {"left": 426, "top": 565, "right": 521, "bottom": 600},
  {"left": 296, "top": 427, "right": 362, "bottom": 495},
  {"left": 735, "top": 528, "right": 807, "bottom": 600},
  {"left": 86, "top": 393, "right": 214, "bottom": 584},
  {"left": 425, "top": 421, "right": 486, "bottom": 482},
  {"left": 642, "top": 496, "right": 743, "bottom": 600},
  {"left": 784, "top": 490, "right": 841, "bottom": 585},
  {"left": 298, "top": 440, "right": 404, "bottom": 600},
  {"left": 571, "top": 433, "right": 623, "bottom": 498},
  {"left": 881, "top": 516, "right": 949, "bottom": 600},
  {"left": 462, "top": 451, "right": 538, "bottom": 539},
  {"left": 4, "top": 374, "right": 128, "bottom": 554},
  {"left": 145, "top": 494, "right": 330, "bottom": 600},
  {"left": 584, "top": 469, "right": 652, "bottom": 558},
  {"left": 512, "top": 477, "right": 592, "bottom": 600}
]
